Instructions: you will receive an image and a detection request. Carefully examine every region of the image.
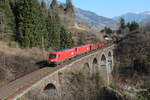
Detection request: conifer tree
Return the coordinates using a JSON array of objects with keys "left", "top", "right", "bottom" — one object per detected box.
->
[
  {"left": 41, "top": 0, "right": 46, "bottom": 9},
  {"left": 0, "top": 0, "right": 15, "bottom": 40},
  {"left": 119, "top": 18, "right": 126, "bottom": 30},
  {"left": 78, "top": 33, "right": 85, "bottom": 45},
  {"left": 39, "top": 0, "right": 48, "bottom": 48},
  {"left": 46, "top": 11, "right": 61, "bottom": 49},
  {"left": 59, "top": 4, "right": 64, "bottom": 10},
  {"left": 0, "top": 9, "right": 5, "bottom": 40},
  {"left": 40, "top": 0, "right": 48, "bottom": 16},
  {"left": 60, "top": 27, "right": 68, "bottom": 49},
  {"left": 117, "top": 18, "right": 127, "bottom": 34},
  {"left": 65, "top": 0, "right": 74, "bottom": 13},
  {"left": 67, "top": 32, "right": 74, "bottom": 48},
  {"left": 60, "top": 26, "right": 74, "bottom": 49},
  {"left": 102, "top": 27, "right": 113, "bottom": 34},
  {"left": 58, "top": 4, "right": 65, "bottom": 14},
  {"left": 127, "top": 21, "right": 139, "bottom": 31},
  {"left": 16, "top": 0, "right": 42, "bottom": 48},
  {"left": 50, "top": 0, "right": 58, "bottom": 9}
]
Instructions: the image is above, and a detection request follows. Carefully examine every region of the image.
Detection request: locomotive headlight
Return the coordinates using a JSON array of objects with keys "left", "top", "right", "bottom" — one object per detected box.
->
[{"left": 71, "top": 52, "right": 74, "bottom": 55}]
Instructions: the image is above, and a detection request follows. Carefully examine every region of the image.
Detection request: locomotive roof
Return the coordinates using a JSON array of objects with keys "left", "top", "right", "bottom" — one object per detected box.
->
[
  {"left": 50, "top": 44, "right": 92, "bottom": 54},
  {"left": 52, "top": 48, "right": 75, "bottom": 53}
]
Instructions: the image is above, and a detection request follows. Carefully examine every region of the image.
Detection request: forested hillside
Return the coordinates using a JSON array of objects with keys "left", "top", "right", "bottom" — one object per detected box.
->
[{"left": 0, "top": 0, "right": 74, "bottom": 50}]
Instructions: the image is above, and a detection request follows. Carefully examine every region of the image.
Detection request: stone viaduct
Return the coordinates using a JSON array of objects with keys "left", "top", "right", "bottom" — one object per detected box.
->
[{"left": 0, "top": 44, "right": 115, "bottom": 100}]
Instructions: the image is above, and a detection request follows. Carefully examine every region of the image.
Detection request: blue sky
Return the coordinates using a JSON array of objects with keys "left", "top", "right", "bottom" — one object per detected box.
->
[{"left": 59, "top": 0, "right": 150, "bottom": 18}]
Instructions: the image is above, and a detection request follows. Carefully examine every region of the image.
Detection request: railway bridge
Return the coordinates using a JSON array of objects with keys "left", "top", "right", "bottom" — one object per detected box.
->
[{"left": 0, "top": 44, "right": 115, "bottom": 100}]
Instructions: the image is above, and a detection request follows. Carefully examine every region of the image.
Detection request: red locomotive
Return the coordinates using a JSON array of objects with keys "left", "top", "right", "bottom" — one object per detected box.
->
[{"left": 48, "top": 42, "right": 108, "bottom": 65}]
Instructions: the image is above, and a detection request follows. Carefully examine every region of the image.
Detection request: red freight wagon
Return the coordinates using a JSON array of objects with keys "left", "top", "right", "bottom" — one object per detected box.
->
[
  {"left": 97, "top": 42, "right": 105, "bottom": 48},
  {"left": 90, "top": 42, "right": 105, "bottom": 50},
  {"left": 74, "top": 44, "right": 91, "bottom": 55},
  {"left": 91, "top": 43, "right": 99, "bottom": 50},
  {"left": 48, "top": 48, "right": 76, "bottom": 64}
]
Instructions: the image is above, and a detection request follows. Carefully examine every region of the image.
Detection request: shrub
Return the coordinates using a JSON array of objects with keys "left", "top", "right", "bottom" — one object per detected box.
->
[
  {"left": 8, "top": 41, "right": 19, "bottom": 48},
  {"left": 136, "top": 90, "right": 150, "bottom": 100},
  {"left": 92, "top": 71, "right": 102, "bottom": 85}
]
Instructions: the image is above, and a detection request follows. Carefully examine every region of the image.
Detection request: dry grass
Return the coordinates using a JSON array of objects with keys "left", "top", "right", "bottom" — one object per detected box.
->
[
  {"left": 73, "top": 22, "right": 90, "bottom": 31},
  {"left": 0, "top": 41, "right": 49, "bottom": 88},
  {"left": 0, "top": 66, "right": 14, "bottom": 87},
  {"left": 0, "top": 41, "right": 48, "bottom": 60}
]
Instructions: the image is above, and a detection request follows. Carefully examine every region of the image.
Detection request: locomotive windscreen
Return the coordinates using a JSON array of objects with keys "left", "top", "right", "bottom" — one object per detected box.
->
[{"left": 49, "top": 54, "right": 56, "bottom": 59}]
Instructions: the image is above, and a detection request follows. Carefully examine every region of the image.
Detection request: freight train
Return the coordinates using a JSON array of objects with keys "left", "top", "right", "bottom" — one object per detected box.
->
[{"left": 48, "top": 42, "right": 111, "bottom": 65}]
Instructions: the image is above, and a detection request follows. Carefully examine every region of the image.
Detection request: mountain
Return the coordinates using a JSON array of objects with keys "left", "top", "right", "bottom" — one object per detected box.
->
[
  {"left": 113, "top": 11, "right": 150, "bottom": 24},
  {"left": 136, "top": 11, "right": 150, "bottom": 15},
  {"left": 39, "top": 0, "right": 117, "bottom": 30},
  {"left": 141, "top": 17, "right": 150, "bottom": 27},
  {"left": 75, "top": 8, "right": 117, "bottom": 30}
]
